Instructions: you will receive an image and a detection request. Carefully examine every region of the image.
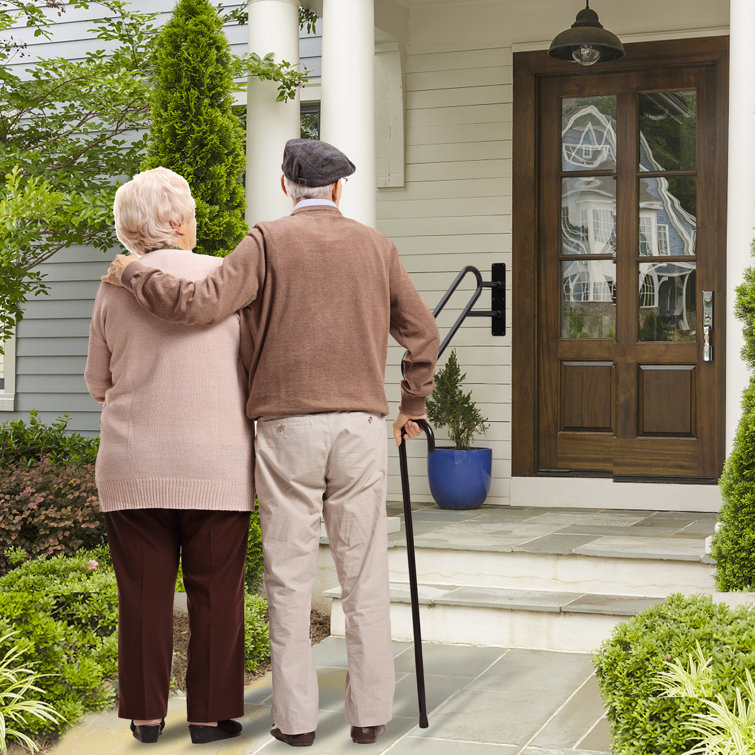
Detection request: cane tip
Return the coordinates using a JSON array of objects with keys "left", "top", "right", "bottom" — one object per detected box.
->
[{"left": 419, "top": 716, "right": 429, "bottom": 729}]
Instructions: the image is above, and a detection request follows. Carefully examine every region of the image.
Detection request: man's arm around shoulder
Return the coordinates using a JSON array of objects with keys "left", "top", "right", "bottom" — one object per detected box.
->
[{"left": 104, "top": 230, "right": 266, "bottom": 325}]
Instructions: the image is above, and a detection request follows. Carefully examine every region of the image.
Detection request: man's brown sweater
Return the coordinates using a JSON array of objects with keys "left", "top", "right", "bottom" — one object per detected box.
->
[{"left": 121, "top": 205, "right": 439, "bottom": 420}]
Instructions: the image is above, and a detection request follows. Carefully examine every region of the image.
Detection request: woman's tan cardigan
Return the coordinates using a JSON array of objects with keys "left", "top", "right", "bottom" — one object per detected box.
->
[{"left": 85, "top": 249, "right": 254, "bottom": 513}]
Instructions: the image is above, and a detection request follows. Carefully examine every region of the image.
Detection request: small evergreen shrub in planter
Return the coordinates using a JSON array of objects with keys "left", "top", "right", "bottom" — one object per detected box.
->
[
  {"left": 593, "top": 593, "right": 755, "bottom": 754},
  {"left": 426, "top": 350, "right": 491, "bottom": 509}
]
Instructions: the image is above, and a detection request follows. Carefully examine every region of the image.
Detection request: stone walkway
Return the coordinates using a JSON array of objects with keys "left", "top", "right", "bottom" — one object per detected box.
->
[{"left": 51, "top": 637, "right": 611, "bottom": 754}]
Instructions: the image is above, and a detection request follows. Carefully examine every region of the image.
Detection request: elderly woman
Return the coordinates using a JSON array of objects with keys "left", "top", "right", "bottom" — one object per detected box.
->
[{"left": 85, "top": 168, "right": 253, "bottom": 745}]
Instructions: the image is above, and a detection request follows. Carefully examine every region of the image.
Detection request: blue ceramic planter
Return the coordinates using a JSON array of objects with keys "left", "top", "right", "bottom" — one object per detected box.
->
[{"left": 427, "top": 447, "right": 492, "bottom": 510}]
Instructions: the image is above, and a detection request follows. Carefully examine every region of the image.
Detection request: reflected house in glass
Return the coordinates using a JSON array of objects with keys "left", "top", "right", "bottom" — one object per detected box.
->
[
  {"left": 561, "top": 103, "right": 618, "bottom": 339},
  {"left": 560, "top": 99, "right": 697, "bottom": 341}
]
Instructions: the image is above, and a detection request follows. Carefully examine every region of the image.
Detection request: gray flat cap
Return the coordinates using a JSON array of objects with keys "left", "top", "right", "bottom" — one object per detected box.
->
[{"left": 282, "top": 138, "right": 356, "bottom": 187}]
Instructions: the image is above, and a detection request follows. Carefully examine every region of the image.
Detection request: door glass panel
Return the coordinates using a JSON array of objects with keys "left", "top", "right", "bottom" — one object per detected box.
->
[
  {"left": 562, "top": 177, "right": 616, "bottom": 255},
  {"left": 562, "top": 260, "right": 616, "bottom": 338},
  {"left": 562, "top": 96, "right": 617, "bottom": 171},
  {"left": 639, "top": 90, "right": 696, "bottom": 171},
  {"left": 639, "top": 177, "right": 696, "bottom": 256},
  {"left": 638, "top": 262, "right": 696, "bottom": 341}
]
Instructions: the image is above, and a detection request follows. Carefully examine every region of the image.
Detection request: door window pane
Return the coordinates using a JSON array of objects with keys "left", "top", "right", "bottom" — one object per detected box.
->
[
  {"left": 639, "top": 177, "right": 696, "bottom": 256},
  {"left": 562, "top": 177, "right": 616, "bottom": 255},
  {"left": 639, "top": 90, "right": 696, "bottom": 171},
  {"left": 638, "top": 262, "right": 696, "bottom": 341},
  {"left": 562, "top": 96, "right": 617, "bottom": 171},
  {"left": 562, "top": 260, "right": 616, "bottom": 338}
]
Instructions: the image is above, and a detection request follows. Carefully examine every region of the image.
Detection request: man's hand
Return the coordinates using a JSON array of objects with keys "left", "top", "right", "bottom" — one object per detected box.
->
[
  {"left": 101, "top": 254, "right": 139, "bottom": 287},
  {"left": 393, "top": 411, "right": 428, "bottom": 447}
]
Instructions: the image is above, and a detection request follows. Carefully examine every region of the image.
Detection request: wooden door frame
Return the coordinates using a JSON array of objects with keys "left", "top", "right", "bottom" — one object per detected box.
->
[{"left": 512, "top": 36, "right": 729, "bottom": 477}]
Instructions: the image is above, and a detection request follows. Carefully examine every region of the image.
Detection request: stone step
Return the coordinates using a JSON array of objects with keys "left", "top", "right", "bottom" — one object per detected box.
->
[
  {"left": 325, "top": 582, "right": 665, "bottom": 653},
  {"left": 327, "top": 583, "right": 755, "bottom": 653},
  {"left": 386, "top": 545, "right": 717, "bottom": 597}
]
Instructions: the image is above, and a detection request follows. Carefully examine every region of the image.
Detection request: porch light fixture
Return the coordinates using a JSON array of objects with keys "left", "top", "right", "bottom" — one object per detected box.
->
[{"left": 548, "top": 1, "right": 624, "bottom": 66}]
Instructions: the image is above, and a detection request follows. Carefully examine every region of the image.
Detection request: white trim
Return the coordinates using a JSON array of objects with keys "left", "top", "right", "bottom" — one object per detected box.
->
[
  {"left": 301, "top": 82, "right": 321, "bottom": 103},
  {"left": 511, "top": 476, "right": 722, "bottom": 513},
  {"left": 0, "top": 330, "right": 17, "bottom": 412}
]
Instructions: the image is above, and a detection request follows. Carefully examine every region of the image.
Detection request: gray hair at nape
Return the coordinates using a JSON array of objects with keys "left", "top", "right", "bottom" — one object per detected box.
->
[{"left": 283, "top": 175, "right": 336, "bottom": 202}]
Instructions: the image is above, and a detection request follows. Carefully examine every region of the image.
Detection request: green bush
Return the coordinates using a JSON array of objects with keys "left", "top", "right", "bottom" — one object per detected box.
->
[
  {"left": 593, "top": 593, "right": 755, "bottom": 754},
  {"left": 246, "top": 505, "right": 264, "bottom": 594},
  {"left": 0, "top": 631, "right": 63, "bottom": 754},
  {"left": 655, "top": 643, "right": 755, "bottom": 753},
  {"left": 244, "top": 593, "right": 270, "bottom": 674},
  {"left": 711, "top": 240, "right": 755, "bottom": 590},
  {"left": 0, "top": 411, "right": 99, "bottom": 467},
  {"left": 0, "top": 550, "right": 119, "bottom": 737},
  {"left": 0, "top": 459, "right": 105, "bottom": 574}
]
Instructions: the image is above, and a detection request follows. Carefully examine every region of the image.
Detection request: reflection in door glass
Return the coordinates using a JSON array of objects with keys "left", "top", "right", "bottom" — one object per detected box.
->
[
  {"left": 562, "top": 96, "right": 617, "bottom": 171},
  {"left": 562, "top": 177, "right": 616, "bottom": 255},
  {"left": 639, "top": 90, "right": 696, "bottom": 172},
  {"left": 639, "top": 177, "right": 696, "bottom": 256},
  {"left": 562, "top": 260, "right": 616, "bottom": 339},
  {"left": 638, "top": 262, "right": 696, "bottom": 341}
]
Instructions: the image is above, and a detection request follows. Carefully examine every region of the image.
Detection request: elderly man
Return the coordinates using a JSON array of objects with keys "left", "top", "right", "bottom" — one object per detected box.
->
[{"left": 104, "top": 139, "right": 439, "bottom": 747}]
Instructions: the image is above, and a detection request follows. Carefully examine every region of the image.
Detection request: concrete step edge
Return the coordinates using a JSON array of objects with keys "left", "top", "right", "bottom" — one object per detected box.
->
[{"left": 324, "top": 582, "right": 668, "bottom": 618}]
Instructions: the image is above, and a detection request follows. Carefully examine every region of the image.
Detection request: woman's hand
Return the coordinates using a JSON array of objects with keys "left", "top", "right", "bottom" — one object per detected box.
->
[{"left": 102, "top": 254, "right": 139, "bottom": 287}]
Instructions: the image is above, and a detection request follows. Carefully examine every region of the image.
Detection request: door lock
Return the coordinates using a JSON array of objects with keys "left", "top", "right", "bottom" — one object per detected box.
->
[{"left": 702, "top": 290, "right": 713, "bottom": 362}]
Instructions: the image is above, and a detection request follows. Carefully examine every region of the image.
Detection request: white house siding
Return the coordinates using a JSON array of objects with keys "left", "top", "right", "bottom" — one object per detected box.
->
[
  {"left": 2, "top": 3, "right": 321, "bottom": 434},
  {"left": 379, "top": 45, "right": 512, "bottom": 506},
  {"left": 378, "top": 0, "right": 729, "bottom": 506},
  {"left": 8, "top": 248, "right": 109, "bottom": 433}
]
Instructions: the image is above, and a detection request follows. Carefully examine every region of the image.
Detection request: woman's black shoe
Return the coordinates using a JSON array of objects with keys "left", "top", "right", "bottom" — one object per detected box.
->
[
  {"left": 130, "top": 719, "right": 165, "bottom": 743},
  {"left": 189, "top": 719, "right": 243, "bottom": 744}
]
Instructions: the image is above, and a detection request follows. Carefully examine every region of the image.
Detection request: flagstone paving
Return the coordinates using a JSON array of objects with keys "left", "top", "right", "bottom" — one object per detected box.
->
[
  {"left": 384, "top": 503, "right": 717, "bottom": 563},
  {"left": 50, "top": 638, "right": 612, "bottom": 754}
]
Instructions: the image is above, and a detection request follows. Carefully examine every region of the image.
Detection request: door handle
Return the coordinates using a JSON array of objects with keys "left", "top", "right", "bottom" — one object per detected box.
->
[{"left": 702, "top": 290, "right": 713, "bottom": 362}]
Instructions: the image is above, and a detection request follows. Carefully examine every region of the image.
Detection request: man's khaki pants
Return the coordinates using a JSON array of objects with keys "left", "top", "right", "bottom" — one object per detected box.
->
[{"left": 255, "top": 411, "right": 394, "bottom": 735}]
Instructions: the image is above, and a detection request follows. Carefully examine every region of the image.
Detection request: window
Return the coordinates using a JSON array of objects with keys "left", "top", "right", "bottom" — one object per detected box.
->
[
  {"left": 300, "top": 102, "right": 320, "bottom": 139},
  {"left": 0, "top": 330, "right": 16, "bottom": 411},
  {"left": 657, "top": 224, "right": 670, "bottom": 255}
]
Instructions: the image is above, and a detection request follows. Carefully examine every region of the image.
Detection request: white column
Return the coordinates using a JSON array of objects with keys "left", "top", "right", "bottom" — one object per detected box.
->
[
  {"left": 726, "top": 0, "right": 755, "bottom": 453},
  {"left": 246, "top": 0, "right": 300, "bottom": 225},
  {"left": 320, "top": 0, "right": 376, "bottom": 227}
]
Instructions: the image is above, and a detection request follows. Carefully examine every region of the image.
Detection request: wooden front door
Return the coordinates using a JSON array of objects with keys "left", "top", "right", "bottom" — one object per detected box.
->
[{"left": 513, "top": 39, "right": 728, "bottom": 480}]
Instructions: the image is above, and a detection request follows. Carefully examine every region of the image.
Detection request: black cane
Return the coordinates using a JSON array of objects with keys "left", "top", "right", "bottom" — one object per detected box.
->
[{"left": 398, "top": 418, "right": 434, "bottom": 729}]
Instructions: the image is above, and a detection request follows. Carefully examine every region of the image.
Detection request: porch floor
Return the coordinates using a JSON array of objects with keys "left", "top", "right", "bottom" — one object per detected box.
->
[{"left": 385, "top": 501, "right": 717, "bottom": 562}]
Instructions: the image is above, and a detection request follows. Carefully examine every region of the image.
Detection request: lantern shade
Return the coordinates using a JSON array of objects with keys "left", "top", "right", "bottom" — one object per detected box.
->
[{"left": 549, "top": 5, "right": 625, "bottom": 64}]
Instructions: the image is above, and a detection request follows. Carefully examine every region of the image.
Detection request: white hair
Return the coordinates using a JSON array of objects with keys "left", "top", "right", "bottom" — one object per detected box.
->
[
  {"left": 113, "top": 167, "right": 196, "bottom": 255},
  {"left": 283, "top": 175, "right": 336, "bottom": 202}
]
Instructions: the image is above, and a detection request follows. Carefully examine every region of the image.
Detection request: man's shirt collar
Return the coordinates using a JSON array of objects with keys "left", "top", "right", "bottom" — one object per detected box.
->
[{"left": 294, "top": 198, "right": 338, "bottom": 209}]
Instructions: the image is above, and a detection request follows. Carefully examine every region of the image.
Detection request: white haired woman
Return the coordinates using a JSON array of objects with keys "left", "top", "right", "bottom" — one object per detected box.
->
[{"left": 85, "top": 167, "right": 253, "bottom": 745}]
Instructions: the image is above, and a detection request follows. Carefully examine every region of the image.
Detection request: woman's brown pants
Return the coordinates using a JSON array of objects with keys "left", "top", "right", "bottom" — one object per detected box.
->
[{"left": 104, "top": 509, "right": 250, "bottom": 722}]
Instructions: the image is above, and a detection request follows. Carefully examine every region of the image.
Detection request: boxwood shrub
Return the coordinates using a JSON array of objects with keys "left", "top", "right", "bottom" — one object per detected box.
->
[
  {"left": 0, "top": 546, "right": 271, "bottom": 745},
  {"left": 0, "top": 548, "right": 119, "bottom": 736},
  {"left": 593, "top": 593, "right": 755, "bottom": 754}
]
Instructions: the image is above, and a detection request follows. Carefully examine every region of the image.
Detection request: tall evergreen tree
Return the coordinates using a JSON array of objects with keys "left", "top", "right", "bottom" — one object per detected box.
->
[
  {"left": 143, "top": 0, "right": 247, "bottom": 257},
  {"left": 711, "top": 240, "right": 755, "bottom": 590}
]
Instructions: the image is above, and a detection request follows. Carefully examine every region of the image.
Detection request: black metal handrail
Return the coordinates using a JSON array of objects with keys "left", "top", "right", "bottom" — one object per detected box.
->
[{"left": 402, "top": 263, "right": 505, "bottom": 375}]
